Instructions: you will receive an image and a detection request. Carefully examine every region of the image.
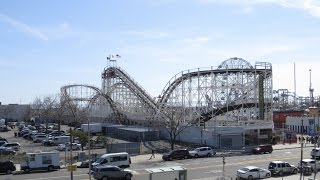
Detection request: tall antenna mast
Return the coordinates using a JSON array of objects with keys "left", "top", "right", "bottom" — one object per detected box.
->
[{"left": 309, "top": 69, "right": 314, "bottom": 107}]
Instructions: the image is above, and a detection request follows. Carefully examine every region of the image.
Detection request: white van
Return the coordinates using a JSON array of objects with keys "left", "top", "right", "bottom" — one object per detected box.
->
[
  {"left": 52, "top": 136, "right": 70, "bottom": 145},
  {"left": 92, "top": 152, "right": 131, "bottom": 168}
]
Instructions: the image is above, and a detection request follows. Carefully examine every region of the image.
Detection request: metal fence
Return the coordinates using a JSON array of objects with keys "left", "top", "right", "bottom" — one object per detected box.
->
[{"left": 106, "top": 142, "right": 141, "bottom": 155}]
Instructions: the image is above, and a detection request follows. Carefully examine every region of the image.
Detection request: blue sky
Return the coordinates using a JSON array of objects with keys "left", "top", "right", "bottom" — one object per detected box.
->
[{"left": 1, "top": 0, "right": 320, "bottom": 104}]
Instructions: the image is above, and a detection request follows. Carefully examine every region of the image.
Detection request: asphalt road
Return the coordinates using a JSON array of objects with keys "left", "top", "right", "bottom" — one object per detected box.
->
[{"left": 0, "top": 146, "right": 315, "bottom": 180}]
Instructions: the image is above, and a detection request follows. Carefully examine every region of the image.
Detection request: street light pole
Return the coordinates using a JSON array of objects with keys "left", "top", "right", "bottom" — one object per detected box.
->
[
  {"left": 70, "top": 127, "right": 73, "bottom": 180},
  {"left": 314, "top": 114, "right": 318, "bottom": 180},
  {"left": 300, "top": 119, "right": 304, "bottom": 180},
  {"left": 222, "top": 154, "right": 225, "bottom": 180},
  {"left": 88, "top": 118, "right": 91, "bottom": 180}
]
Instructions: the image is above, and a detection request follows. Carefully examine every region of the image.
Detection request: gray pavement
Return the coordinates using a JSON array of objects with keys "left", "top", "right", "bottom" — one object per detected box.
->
[{"left": 272, "top": 142, "right": 316, "bottom": 150}]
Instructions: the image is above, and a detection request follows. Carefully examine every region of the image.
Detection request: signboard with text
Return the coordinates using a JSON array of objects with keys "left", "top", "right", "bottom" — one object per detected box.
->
[{"left": 67, "top": 165, "right": 77, "bottom": 172}]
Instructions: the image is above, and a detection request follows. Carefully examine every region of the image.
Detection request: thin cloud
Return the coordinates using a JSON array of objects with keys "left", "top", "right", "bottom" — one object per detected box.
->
[
  {"left": 196, "top": 0, "right": 320, "bottom": 18},
  {"left": 0, "top": 13, "right": 48, "bottom": 41},
  {"left": 304, "top": 0, "right": 320, "bottom": 17}
]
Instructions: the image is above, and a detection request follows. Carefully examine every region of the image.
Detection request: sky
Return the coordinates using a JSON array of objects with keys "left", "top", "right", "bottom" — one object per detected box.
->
[{"left": 1, "top": 0, "right": 320, "bottom": 105}]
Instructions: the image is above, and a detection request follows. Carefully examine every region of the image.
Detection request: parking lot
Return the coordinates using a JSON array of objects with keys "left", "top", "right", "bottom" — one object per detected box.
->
[{"left": 0, "top": 125, "right": 126, "bottom": 164}]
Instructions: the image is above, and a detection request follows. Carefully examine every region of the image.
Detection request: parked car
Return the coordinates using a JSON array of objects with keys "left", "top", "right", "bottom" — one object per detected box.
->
[
  {"left": 0, "top": 137, "right": 8, "bottom": 142},
  {"left": 1, "top": 142, "right": 21, "bottom": 151},
  {"left": 42, "top": 137, "right": 55, "bottom": 146},
  {"left": 30, "top": 132, "right": 45, "bottom": 140},
  {"left": 33, "top": 134, "right": 47, "bottom": 143},
  {"left": 252, "top": 144, "right": 273, "bottom": 154},
  {"left": 0, "top": 147, "right": 16, "bottom": 155},
  {"left": 189, "top": 147, "right": 216, "bottom": 158},
  {"left": 0, "top": 140, "right": 7, "bottom": 146},
  {"left": 311, "top": 148, "right": 320, "bottom": 158},
  {"left": 298, "top": 159, "right": 320, "bottom": 172},
  {"left": 0, "top": 161, "right": 16, "bottom": 174},
  {"left": 78, "top": 157, "right": 99, "bottom": 168},
  {"left": 91, "top": 165, "right": 133, "bottom": 180},
  {"left": 162, "top": 149, "right": 190, "bottom": 161},
  {"left": 0, "top": 126, "right": 11, "bottom": 132},
  {"left": 48, "top": 130, "right": 65, "bottom": 137},
  {"left": 268, "top": 161, "right": 298, "bottom": 176},
  {"left": 236, "top": 166, "right": 271, "bottom": 180},
  {"left": 57, "top": 142, "right": 81, "bottom": 151}
]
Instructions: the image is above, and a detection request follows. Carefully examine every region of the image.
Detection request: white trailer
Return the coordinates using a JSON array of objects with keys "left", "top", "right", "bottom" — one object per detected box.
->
[
  {"left": 146, "top": 166, "right": 187, "bottom": 180},
  {"left": 20, "top": 151, "right": 60, "bottom": 172},
  {"left": 81, "top": 123, "right": 102, "bottom": 134}
]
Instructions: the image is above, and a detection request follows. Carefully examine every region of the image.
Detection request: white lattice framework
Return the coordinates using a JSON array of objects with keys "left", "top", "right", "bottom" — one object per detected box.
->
[
  {"left": 60, "top": 84, "right": 124, "bottom": 123},
  {"left": 157, "top": 58, "right": 273, "bottom": 126},
  {"left": 63, "top": 58, "right": 273, "bottom": 127},
  {"left": 101, "top": 66, "right": 156, "bottom": 124}
]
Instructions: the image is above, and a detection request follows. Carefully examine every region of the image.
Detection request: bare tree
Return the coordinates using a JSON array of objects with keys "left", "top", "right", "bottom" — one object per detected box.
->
[
  {"left": 52, "top": 94, "right": 68, "bottom": 132},
  {"left": 31, "top": 96, "right": 58, "bottom": 133},
  {"left": 31, "top": 97, "right": 45, "bottom": 125},
  {"left": 41, "top": 96, "right": 57, "bottom": 134},
  {"left": 163, "top": 108, "right": 192, "bottom": 150},
  {"left": 22, "top": 106, "right": 32, "bottom": 122},
  {"left": 63, "top": 99, "right": 88, "bottom": 128}
]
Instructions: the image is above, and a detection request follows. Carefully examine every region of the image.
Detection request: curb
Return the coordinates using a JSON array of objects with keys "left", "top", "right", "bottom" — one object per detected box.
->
[{"left": 12, "top": 171, "right": 24, "bottom": 175}]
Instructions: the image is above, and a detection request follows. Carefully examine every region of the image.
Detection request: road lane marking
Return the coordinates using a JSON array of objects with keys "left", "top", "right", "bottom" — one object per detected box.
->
[
  {"left": 183, "top": 154, "right": 307, "bottom": 171},
  {"left": 204, "top": 170, "right": 222, "bottom": 174},
  {"left": 25, "top": 173, "right": 88, "bottom": 180},
  {"left": 192, "top": 177, "right": 222, "bottom": 180}
]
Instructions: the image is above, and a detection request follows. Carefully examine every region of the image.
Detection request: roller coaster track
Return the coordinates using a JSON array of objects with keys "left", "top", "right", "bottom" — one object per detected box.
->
[
  {"left": 103, "top": 67, "right": 157, "bottom": 111},
  {"left": 198, "top": 102, "right": 271, "bottom": 122},
  {"left": 61, "top": 84, "right": 125, "bottom": 123},
  {"left": 158, "top": 68, "right": 272, "bottom": 107}
]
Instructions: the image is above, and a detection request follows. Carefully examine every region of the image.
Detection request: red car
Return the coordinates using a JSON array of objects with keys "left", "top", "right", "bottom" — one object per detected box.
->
[{"left": 252, "top": 144, "right": 273, "bottom": 154}]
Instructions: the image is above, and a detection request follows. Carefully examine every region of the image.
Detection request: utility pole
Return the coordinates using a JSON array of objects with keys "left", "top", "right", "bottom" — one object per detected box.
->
[
  {"left": 314, "top": 114, "right": 318, "bottom": 180},
  {"left": 70, "top": 127, "right": 73, "bottom": 180},
  {"left": 88, "top": 117, "right": 92, "bottom": 180},
  {"left": 300, "top": 119, "right": 304, "bottom": 180},
  {"left": 222, "top": 155, "right": 225, "bottom": 180}
]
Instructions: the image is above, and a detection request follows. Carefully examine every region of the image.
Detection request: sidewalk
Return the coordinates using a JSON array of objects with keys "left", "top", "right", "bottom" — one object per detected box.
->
[
  {"left": 272, "top": 142, "right": 316, "bottom": 150},
  {"left": 269, "top": 174, "right": 320, "bottom": 180},
  {"left": 131, "top": 143, "right": 316, "bottom": 164},
  {"left": 131, "top": 153, "right": 163, "bottom": 163}
]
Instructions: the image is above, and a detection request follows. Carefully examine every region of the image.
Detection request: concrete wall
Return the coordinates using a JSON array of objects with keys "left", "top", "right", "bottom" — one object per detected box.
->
[
  {"left": 106, "top": 142, "right": 141, "bottom": 155},
  {"left": 106, "top": 126, "right": 159, "bottom": 142},
  {"left": 160, "top": 126, "right": 244, "bottom": 149}
]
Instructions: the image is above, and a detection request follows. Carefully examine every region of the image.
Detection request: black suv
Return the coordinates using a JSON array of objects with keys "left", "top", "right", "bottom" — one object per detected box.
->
[
  {"left": 0, "top": 161, "right": 16, "bottom": 174},
  {"left": 162, "top": 149, "right": 190, "bottom": 161},
  {"left": 252, "top": 144, "right": 273, "bottom": 154}
]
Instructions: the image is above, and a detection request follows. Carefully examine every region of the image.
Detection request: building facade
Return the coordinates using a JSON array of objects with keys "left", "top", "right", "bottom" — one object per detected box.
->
[{"left": 0, "top": 104, "right": 30, "bottom": 122}]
